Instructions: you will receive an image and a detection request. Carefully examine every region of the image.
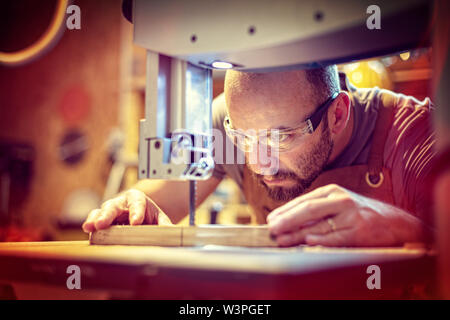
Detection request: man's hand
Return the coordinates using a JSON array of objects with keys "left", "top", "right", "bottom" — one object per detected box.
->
[
  {"left": 267, "top": 184, "right": 426, "bottom": 247},
  {"left": 82, "top": 189, "right": 172, "bottom": 233}
]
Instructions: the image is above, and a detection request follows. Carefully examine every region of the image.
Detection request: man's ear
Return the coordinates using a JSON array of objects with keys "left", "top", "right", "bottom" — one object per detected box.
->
[{"left": 328, "top": 91, "right": 351, "bottom": 135}]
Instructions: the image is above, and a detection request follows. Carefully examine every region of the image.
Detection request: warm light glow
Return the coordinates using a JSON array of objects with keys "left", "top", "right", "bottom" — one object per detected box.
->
[
  {"left": 211, "top": 61, "right": 234, "bottom": 69},
  {"left": 351, "top": 71, "right": 363, "bottom": 84},
  {"left": 399, "top": 51, "right": 411, "bottom": 61},
  {"left": 341, "top": 60, "right": 393, "bottom": 89}
]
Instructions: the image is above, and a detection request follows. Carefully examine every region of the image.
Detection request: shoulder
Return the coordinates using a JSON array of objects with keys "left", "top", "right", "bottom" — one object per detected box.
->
[
  {"left": 368, "top": 87, "right": 433, "bottom": 116},
  {"left": 351, "top": 86, "right": 433, "bottom": 123},
  {"left": 369, "top": 88, "right": 434, "bottom": 161},
  {"left": 211, "top": 93, "right": 245, "bottom": 186},
  {"left": 381, "top": 90, "right": 433, "bottom": 143},
  {"left": 212, "top": 93, "right": 227, "bottom": 119},
  {"left": 381, "top": 90, "right": 435, "bottom": 219}
]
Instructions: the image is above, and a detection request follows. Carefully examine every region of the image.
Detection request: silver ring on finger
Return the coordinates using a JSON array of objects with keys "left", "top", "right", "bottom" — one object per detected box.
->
[{"left": 327, "top": 218, "right": 337, "bottom": 232}]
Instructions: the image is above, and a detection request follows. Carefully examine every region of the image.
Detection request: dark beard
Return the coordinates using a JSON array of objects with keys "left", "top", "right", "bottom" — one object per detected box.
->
[{"left": 250, "top": 124, "right": 334, "bottom": 202}]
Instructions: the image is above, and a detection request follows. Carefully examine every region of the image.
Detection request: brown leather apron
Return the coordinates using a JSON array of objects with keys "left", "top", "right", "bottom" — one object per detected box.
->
[{"left": 242, "top": 92, "right": 396, "bottom": 224}]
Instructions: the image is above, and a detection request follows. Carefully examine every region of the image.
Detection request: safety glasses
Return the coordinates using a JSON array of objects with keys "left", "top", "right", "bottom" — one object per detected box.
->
[{"left": 224, "top": 92, "right": 339, "bottom": 152}]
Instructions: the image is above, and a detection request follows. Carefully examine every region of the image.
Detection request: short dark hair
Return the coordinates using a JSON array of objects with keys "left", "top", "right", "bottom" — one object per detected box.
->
[
  {"left": 224, "top": 65, "right": 340, "bottom": 114},
  {"left": 305, "top": 65, "right": 340, "bottom": 107}
]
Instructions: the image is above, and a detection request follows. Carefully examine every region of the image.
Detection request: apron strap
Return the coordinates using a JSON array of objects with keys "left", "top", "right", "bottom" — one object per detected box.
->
[{"left": 366, "top": 91, "right": 396, "bottom": 187}]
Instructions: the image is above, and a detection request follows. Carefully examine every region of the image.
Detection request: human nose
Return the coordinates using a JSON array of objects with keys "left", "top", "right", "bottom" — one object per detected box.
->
[{"left": 245, "top": 141, "right": 279, "bottom": 176}]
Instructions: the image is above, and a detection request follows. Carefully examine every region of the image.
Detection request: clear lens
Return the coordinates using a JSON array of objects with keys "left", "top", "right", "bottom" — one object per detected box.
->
[{"left": 223, "top": 116, "right": 311, "bottom": 152}]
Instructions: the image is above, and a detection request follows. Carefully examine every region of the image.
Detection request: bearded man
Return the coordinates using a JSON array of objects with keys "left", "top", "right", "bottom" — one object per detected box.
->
[{"left": 83, "top": 65, "right": 435, "bottom": 247}]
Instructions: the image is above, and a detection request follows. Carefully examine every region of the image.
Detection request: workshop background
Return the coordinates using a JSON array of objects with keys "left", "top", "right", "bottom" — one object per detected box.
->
[{"left": 0, "top": 0, "right": 434, "bottom": 242}]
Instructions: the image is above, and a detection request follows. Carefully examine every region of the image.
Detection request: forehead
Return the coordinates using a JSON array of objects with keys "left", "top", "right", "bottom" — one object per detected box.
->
[{"left": 224, "top": 70, "right": 316, "bottom": 130}]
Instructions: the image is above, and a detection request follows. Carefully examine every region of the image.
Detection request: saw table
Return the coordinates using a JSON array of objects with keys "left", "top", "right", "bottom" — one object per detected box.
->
[{"left": 0, "top": 235, "right": 437, "bottom": 299}]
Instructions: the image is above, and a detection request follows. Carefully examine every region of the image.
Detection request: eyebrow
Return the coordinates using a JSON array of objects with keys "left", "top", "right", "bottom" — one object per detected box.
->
[
  {"left": 226, "top": 92, "right": 338, "bottom": 133},
  {"left": 270, "top": 125, "right": 292, "bottom": 130},
  {"left": 269, "top": 92, "right": 339, "bottom": 132}
]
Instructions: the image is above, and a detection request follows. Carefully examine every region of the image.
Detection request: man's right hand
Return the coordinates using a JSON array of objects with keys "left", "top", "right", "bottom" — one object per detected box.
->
[{"left": 82, "top": 189, "right": 173, "bottom": 233}]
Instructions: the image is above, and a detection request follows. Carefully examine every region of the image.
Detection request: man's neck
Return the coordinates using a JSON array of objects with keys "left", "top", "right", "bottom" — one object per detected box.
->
[{"left": 327, "top": 97, "right": 355, "bottom": 165}]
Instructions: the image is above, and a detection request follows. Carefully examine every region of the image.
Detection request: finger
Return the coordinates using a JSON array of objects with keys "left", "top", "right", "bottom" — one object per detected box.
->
[
  {"left": 275, "top": 218, "right": 335, "bottom": 247},
  {"left": 268, "top": 196, "right": 352, "bottom": 235},
  {"left": 275, "top": 214, "right": 351, "bottom": 246},
  {"left": 267, "top": 185, "right": 336, "bottom": 222},
  {"left": 82, "top": 209, "right": 102, "bottom": 233},
  {"left": 95, "top": 197, "right": 126, "bottom": 230},
  {"left": 305, "top": 229, "right": 354, "bottom": 247},
  {"left": 126, "top": 192, "right": 146, "bottom": 225},
  {"left": 143, "top": 199, "right": 172, "bottom": 225},
  {"left": 267, "top": 184, "right": 341, "bottom": 222},
  {"left": 157, "top": 211, "right": 173, "bottom": 226}
]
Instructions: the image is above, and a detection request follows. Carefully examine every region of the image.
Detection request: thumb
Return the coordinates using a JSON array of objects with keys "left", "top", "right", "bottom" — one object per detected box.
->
[
  {"left": 144, "top": 198, "right": 173, "bottom": 225},
  {"left": 157, "top": 211, "right": 173, "bottom": 226}
]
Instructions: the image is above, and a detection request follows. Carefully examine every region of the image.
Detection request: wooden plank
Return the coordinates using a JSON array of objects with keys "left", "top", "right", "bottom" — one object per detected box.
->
[
  {"left": 90, "top": 226, "right": 182, "bottom": 246},
  {"left": 89, "top": 225, "right": 278, "bottom": 247},
  {"left": 182, "top": 225, "right": 277, "bottom": 247}
]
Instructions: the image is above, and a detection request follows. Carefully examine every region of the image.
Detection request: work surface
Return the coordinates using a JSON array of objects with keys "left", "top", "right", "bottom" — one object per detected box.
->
[
  {"left": 0, "top": 240, "right": 431, "bottom": 273},
  {"left": 0, "top": 240, "right": 437, "bottom": 299}
]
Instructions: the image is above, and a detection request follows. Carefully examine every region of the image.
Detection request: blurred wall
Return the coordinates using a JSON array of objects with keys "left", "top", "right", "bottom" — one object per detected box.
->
[{"left": 0, "top": 0, "right": 123, "bottom": 236}]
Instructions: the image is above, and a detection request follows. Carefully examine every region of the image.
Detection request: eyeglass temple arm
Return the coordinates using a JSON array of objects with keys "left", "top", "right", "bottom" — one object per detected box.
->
[{"left": 307, "top": 92, "right": 339, "bottom": 131}]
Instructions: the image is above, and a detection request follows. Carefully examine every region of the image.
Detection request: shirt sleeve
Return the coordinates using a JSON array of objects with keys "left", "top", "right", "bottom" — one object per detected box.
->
[
  {"left": 211, "top": 93, "right": 245, "bottom": 187},
  {"left": 383, "top": 92, "right": 436, "bottom": 227},
  {"left": 211, "top": 93, "right": 228, "bottom": 180}
]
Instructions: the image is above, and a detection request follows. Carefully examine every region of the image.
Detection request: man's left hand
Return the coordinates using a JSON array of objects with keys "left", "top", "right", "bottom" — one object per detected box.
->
[{"left": 267, "top": 184, "right": 427, "bottom": 247}]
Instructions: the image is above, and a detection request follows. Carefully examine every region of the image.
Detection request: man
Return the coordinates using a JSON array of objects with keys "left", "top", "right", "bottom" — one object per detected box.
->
[{"left": 82, "top": 65, "right": 435, "bottom": 247}]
